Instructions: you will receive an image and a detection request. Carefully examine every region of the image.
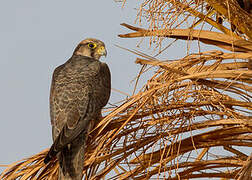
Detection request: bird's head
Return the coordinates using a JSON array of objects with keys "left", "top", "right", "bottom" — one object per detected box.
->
[{"left": 74, "top": 38, "right": 107, "bottom": 60}]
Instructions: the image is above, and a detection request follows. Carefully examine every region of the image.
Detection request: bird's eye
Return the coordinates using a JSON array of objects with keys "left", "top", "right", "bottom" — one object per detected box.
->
[{"left": 88, "top": 43, "right": 96, "bottom": 49}]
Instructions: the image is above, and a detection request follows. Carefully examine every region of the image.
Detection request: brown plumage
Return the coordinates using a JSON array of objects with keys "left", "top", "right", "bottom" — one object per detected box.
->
[{"left": 44, "top": 38, "right": 111, "bottom": 180}]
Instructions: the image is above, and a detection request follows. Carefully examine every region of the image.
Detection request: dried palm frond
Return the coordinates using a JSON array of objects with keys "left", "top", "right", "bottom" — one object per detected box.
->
[
  {"left": 1, "top": 0, "right": 252, "bottom": 179},
  {"left": 1, "top": 49, "right": 251, "bottom": 179}
]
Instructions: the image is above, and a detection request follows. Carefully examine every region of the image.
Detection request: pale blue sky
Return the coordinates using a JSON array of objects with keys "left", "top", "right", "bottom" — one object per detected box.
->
[{"left": 0, "top": 0, "right": 185, "bottom": 173}]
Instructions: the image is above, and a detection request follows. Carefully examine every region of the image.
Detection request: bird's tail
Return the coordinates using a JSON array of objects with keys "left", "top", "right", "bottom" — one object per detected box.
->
[{"left": 58, "top": 134, "right": 86, "bottom": 180}]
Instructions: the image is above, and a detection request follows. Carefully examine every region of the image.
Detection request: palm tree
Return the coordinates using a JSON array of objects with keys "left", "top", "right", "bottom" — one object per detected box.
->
[{"left": 1, "top": 0, "right": 251, "bottom": 179}]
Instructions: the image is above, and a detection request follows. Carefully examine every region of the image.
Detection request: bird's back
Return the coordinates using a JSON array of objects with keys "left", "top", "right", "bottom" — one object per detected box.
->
[
  {"left": 50, "top": 55, "right": 110, "bottom": 140},
  {"left": 45, "top": 38, "right": 111, "bottom": 180}
]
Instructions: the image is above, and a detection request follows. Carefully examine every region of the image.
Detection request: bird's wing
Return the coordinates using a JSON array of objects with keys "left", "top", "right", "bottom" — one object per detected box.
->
[
  {"left": 45, "top": 86, "right": 94, "bottom": 163},
  {"left": 99, "top": 63, "right": 111, "bottom": 108},
  {"left": 45, "top": 60, "right": 109, "bottom": 163},
  {"left": 49, "top": 64, "right": 65, "bottom": 132}
]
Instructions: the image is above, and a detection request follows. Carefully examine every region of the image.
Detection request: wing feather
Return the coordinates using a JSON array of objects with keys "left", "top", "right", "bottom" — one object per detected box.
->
[{"left": 45, "top": 56, "right": 111, "bottom": 164}]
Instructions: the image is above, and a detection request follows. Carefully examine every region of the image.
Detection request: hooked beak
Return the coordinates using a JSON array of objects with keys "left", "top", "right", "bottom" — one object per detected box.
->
[{"left": 97, "top": 46, "right": 107, "bottom": 57}]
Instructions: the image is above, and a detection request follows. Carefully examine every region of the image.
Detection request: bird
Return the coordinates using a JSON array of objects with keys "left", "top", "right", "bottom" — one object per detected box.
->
[{"left": 44, "top": 38, "right": 111, "bottom": 180}]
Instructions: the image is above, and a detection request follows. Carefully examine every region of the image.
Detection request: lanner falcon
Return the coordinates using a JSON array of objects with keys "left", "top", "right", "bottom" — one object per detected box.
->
[{"left": 44, "top": 38, "right": 111, "bottom": 180}]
